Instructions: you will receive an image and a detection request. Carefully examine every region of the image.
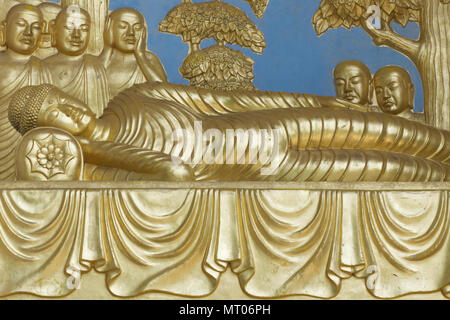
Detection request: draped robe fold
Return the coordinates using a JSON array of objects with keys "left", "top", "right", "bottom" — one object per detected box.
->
[
  {"left": 50, "top": 54, "right": 109, "bottom": 118},
  {"left": 108, "top": 62, "right": 146, "bottom": 99},
  {"left": 0, "top": 57, "right": 52, "bottom": 181},
  {"left": 91, "top": 83, "right": 450, "bottom": 182}
]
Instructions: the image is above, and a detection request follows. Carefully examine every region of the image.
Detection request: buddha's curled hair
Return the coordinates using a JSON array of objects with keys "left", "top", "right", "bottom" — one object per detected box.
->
[{"left": 8, "top": 84, "right": 56, "bottom": 135}]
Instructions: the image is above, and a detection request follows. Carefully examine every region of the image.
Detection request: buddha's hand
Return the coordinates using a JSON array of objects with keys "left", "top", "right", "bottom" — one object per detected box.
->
[{"left": 135, "top": 25, "right": 148, "bottom": 58}]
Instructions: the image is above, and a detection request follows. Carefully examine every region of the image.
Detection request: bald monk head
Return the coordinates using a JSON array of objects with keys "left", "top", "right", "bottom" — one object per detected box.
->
[
  {"left": 373, "top": 66, "right": 415, "bottom": 116},
  {"left": 1, "top": 4, "right": 43, "bottom": 55},
  {"left": 333, "top": 60, "right": 373, "bottom": 106},
  {"left": 108, "top": 8, "right": 145, "bottom": 54},
  {"left": 37, "top": 2, "right": 60, "bottom": 50},
  {"left": 53, "top": 5, "right": 90, "bottom": 56}
]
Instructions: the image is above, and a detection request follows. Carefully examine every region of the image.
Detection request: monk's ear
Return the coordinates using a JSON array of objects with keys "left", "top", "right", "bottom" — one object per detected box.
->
[
  {"left": 49, "top": 19, "right": 56, "bottom": 47},
  {"left": 103, "top": 14, "right": 114, "bottom": 47},
  {"left": 368, "top": 78, "right": 375, "bottom": 105},
  {"left": 0, "top": 21, "right": 6, "bottom": 47}
]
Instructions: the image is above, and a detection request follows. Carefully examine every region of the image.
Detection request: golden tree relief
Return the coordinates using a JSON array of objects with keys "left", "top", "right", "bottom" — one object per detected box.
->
[{"left": 159, "top": 0, "right": 267, "bottom": 91}]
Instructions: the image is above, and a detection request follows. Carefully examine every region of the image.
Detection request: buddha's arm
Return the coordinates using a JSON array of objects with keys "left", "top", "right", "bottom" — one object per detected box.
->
[
  {"left": 77, "top": 138, "right": 194, "bottom": 181},
  {"left": 137, "top": 82, "right": 330, "bottom": 115}
]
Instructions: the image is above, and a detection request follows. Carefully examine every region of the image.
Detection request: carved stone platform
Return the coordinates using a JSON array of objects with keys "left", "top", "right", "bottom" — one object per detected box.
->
[{"left": 0, "top": 181, "right": 449, "bottom": 300}]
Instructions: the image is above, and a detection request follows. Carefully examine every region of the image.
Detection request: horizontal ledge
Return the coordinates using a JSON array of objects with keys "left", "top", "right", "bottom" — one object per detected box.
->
[{"left": 0, "top": 181, "right": 449, "bottom": 191}]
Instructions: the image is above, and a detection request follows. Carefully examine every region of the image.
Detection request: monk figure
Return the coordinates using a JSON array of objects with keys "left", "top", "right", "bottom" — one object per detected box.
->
[
  {"left": 0, "top": 4, "right": 51, "bottom": 181},
  {"left": 9, "top": 83, "right": 450, "bottom": 182},
  {"left": 101, "top": 8, "right": 167, "bottom": 99},
  {"left": 44, "top": 6, "right": 109, "bottom": 117},
  {"left": 374, "top": 66, "right": 425, "bottom": 122},
  {"left": 34, "top": 1, "right": 61, "bottom": 59},
  {"left": 333, "top": 60, "right": 379, "bottom": 112}
]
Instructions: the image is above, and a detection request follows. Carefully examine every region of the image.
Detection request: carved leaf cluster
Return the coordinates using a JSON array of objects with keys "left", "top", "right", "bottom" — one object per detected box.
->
[
  {"left": 159, "top": 1, "right": 266, "bottom": 54},
  {"left": 243, "top": 0, "right": 270, "bottom": 19},
  {"left": 312, "top": 0, "right": 421, "bottom": 35},
  {"left": 180, "top": 44, "right": 256, "bottom": 91}
]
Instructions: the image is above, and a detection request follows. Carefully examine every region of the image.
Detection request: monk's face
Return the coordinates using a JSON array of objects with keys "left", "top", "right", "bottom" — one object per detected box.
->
[
  {"left": 374, "top": 70, "right": 413, "bottom": 115},
  {"left": 111, "top": 10, "right": 144, "bottom": 53},
  {"left": 38, "top": 89, "right": 94, "bottom": 135},
  {"left": 5, "top": 8, "right": 43, "bottom": 55},
  {"left": 38, "top": 4, "right": 60, "bottom": 49},
  {"left": 55, "top": 9, "right": 90, "bottom": 56},
  {"left": 334, "top": 64, "right": 371, "bottom": 105}
]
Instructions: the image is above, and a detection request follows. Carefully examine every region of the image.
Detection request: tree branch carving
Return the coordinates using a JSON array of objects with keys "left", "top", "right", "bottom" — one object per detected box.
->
[{"left": 360, "top": 16, "right": 420, "bottom": 59}]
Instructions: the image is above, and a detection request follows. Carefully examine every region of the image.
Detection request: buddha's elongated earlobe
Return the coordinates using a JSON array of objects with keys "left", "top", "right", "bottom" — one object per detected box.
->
[{"left": 0, "top": 21, "right": 6, "bottom": 47}]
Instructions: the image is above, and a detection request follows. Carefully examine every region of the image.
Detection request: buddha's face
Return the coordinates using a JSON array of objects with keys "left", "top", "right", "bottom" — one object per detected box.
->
[
  {"left": 54, "top": 9, "right": 90, "bottom": 56},
  {"left": 374, "top": 70, "right": 413, "bottom": 115},
  {"left": 38, "top": 89, "right": 94, "bottom": 135},
  {"left": 334, "top": 64, "right": 371, "bottom": 105},
  {"left": 111, "top": 10, "right": 144, "bottom": 53},
  {"left": 5, "top": 9, "right": 43, "bottom": 55}
]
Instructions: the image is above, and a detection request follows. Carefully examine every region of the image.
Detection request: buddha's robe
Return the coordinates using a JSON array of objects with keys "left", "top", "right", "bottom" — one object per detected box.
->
[
  {"left": 90, "top": 83, "right": 450, "bottom": 182},
  {"left": 0, "top": 57, "right": 52, "bottom": 181},
  {"left": 135, "top": 82, "right": 322, "bottom": 115},
  {"left": 48, "top": 54, "right": 109, "bottom": 118}
]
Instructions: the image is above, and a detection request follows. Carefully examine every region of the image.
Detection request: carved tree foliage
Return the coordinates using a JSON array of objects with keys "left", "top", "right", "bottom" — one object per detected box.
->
[
  {"left": 161, "top": 0, "right": 269, "bottom": 91},
  {"left": 159, "top": 1, "right": 266, "bottom": 54},
  {"left": 312, "top": 0, "right": 423, "bottom": 35},
  {"left": 180, "top": 44, "right": 256, "bottom": 91},
  {"left": 243, "top": 0, "right": 270, "bottom": 19}
]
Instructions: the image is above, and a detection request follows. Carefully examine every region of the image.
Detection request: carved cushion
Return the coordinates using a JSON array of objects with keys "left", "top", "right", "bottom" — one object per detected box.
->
[{"left": 15, "top": 127, "right": 84, "bottom": 181}]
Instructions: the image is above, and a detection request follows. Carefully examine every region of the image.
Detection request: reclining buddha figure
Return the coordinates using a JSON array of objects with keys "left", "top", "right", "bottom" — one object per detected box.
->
[
  {"left": 0, "top": 4, "right": 51, "bottom": 181},
  {"left": 8, "top": 82, "right": 450, "bottom": 182}
]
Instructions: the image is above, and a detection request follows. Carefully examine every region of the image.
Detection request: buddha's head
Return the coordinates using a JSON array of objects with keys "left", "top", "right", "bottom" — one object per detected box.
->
[
  {"left": 9, "top": 84, "right": 95, "bottom": 136},
  {"left": 37, "top": 2, "right": 61, "bottom": 49},
  {"left": 0, "top": 4, "right": 43, "bottom": 55},
  {"left": 107, "top": 8, "right": 145, "bottom": 53},
  {"left": 333, "top": 61, "right": 372, "bottom": 105},
  {"left": 373, "top": 66, "right": 415, "bottom": 115},
  {"left": 53, "top": 5, "right": 90, "bottom": 56}
]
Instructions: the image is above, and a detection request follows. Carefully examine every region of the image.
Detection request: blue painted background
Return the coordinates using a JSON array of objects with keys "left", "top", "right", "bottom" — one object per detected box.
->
[{"left": 73, "top": 0, "right": 425, "bottom": 111}]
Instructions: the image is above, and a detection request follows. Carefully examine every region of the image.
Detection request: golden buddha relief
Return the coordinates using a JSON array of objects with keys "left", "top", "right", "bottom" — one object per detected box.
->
[
  {"left": 8, "top": 82, "right": 450, "bottom": 183},
  {"left": 0, "top": 0, "right": 449, "bottom": 301}
]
